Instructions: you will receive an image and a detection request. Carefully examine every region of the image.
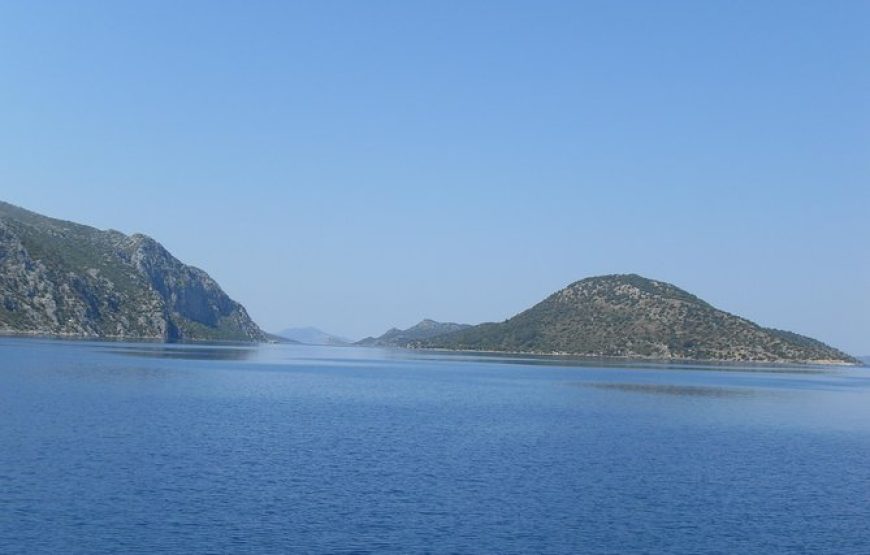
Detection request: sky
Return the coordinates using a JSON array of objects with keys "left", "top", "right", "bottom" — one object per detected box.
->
[{"left": 1, "top": 1, "right": 868, "bottom": 353}]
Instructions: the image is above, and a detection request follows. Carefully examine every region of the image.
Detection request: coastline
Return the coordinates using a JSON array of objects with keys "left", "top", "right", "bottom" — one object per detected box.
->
[
  {"left": 403, "top": 345, "right": 863, "bottom": 367},
  {"left": 0, "top": 330, "right": 861, "bottom": 366},
  {"left": 0, "top": 329, "right": 265, "bottom": 346}
]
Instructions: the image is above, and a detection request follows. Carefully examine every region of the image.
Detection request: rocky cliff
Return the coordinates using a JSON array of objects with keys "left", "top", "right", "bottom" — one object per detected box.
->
[{"left": 0, "top": 201, "right": 265, "bottom": 342}]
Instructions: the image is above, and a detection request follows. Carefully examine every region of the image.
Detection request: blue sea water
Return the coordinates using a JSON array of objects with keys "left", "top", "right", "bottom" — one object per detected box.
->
[{"left": 1, "top": 338, "right": 869, "bottom": 554}]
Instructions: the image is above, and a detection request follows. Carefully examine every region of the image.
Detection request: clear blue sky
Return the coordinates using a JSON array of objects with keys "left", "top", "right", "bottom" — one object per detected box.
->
[{"left": 1, "top": 1, "right": 867, "bottom": 353}]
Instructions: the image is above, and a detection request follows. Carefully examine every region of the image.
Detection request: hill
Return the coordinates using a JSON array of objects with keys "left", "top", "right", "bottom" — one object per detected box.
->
[
  {"left": 357, "top": 319, "right": 471, "bottom": 347},
  {"left": 418, "top": 274, "right": 857, "bottom": 364},
  {"left": 275, "top": 326, "right": 350, "bottom": 346},
  {"left": 0, "top": 201, "right": 265, "bottom": 342}
]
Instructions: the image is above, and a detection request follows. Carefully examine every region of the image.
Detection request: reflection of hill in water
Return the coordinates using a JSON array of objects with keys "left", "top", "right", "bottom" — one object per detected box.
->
[
  {"left": 105, "top": 345, "right": 257, "bottom": 361},
  {"left": 580, "top": 382, "right": 761, "bottom": 398},
  {"left": 406, "top": 350, "right": 830, "bottom": 375}
]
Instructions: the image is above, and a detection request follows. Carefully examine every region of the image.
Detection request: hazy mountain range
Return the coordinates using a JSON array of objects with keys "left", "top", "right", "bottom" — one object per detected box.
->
[{"left": 275, "top": 326, "right": 351, "bottom": 346}]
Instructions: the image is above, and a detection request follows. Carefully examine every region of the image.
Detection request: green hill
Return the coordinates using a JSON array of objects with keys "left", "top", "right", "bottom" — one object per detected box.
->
[
  {"left": 357, "top": 319, "right": 471, "bottom": 347},
  {"left": 419, "top": 274, "right": 857, "bottom": 364}
]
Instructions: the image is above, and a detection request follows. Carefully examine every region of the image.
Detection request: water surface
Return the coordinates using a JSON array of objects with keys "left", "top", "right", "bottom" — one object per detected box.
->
[{"left": 2, "top": 338, "right": 869, "bottom": 553}]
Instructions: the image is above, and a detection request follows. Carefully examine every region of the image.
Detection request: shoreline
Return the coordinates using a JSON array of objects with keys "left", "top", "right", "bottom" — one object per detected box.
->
[
  {"left": 403, "top": 346, "right": 863, "bottom": 367},
  {"left": 0, "top": 331, "right": 861, "bottom": 367},
  {"left": 0, "top": 329, "right": 264, "bottom": 346}
]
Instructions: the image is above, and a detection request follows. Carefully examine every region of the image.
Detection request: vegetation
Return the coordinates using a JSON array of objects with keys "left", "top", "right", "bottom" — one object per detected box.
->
[
  {"left": 0, "top": 201, "right": 265, "bottom": 342},
  {"left": 357, "top": 319, "right": 471, "bottom": 347},
  {"left": 418, "top": 274, "right": 858, "bottom": 364}
]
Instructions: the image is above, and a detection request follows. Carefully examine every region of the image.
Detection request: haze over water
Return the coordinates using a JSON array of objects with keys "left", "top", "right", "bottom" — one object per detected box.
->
[{"left": 2, "top": 338, "right": 869, "bottom": 553}]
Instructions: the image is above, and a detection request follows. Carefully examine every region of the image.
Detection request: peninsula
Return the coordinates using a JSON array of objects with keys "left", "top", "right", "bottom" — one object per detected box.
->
[{"left": 0, "top": 201, "right": 265, "bottom": 342}]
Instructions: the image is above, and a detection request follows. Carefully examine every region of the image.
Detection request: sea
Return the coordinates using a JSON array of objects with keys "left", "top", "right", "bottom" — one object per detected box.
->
[{"left": 1, "top": 338, "right": 869, "bottom": 553}]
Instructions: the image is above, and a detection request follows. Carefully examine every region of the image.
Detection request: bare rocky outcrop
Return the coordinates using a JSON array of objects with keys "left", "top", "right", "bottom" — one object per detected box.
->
[{"left": 0, "top": 201, "right": 265, "bottom": 342}]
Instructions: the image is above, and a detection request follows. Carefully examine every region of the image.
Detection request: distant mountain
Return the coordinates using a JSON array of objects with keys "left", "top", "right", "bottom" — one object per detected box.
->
[
  {"left": 0, "top": 201, "right": 265, "bottom": 342},
  {"left": 275, "top": 326, "right": 350, "bottom": 346},
  {"left": 357, "top": 319, "right": 471, "bottom": 347},
  {"left": 860, "top": 356, "right": 870, "bottom": 366},
  {"left": 419, "top": 274, "right": 858, "bottom": 365},
  {"left": 263, "top": 333, "right": 302, "bottom": 344}
]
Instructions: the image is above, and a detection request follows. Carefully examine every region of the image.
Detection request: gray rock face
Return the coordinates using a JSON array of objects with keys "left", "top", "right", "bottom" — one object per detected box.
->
[{"left": 0, "top": 201, "right": 265, "bottom": 342}]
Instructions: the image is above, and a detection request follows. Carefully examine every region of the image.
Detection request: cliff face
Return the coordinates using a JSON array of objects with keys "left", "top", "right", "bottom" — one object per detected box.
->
[
  {"left": 0, "top": 201, "right": 265, "bottom": 342},
  {"left": 420, "top": 274, "right": 858, "bottom": 364}
]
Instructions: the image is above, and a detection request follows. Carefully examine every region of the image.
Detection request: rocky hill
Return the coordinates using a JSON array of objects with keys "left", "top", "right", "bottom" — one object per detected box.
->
[
  {"left": 418, "top": 274, "right": 857, "bottom": 364},
  {"left": 0, "top": 201, "right": 265, "bottom": 342},
  {"left": 357, "top": 319, "right": 471, "bottom": 347}
]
